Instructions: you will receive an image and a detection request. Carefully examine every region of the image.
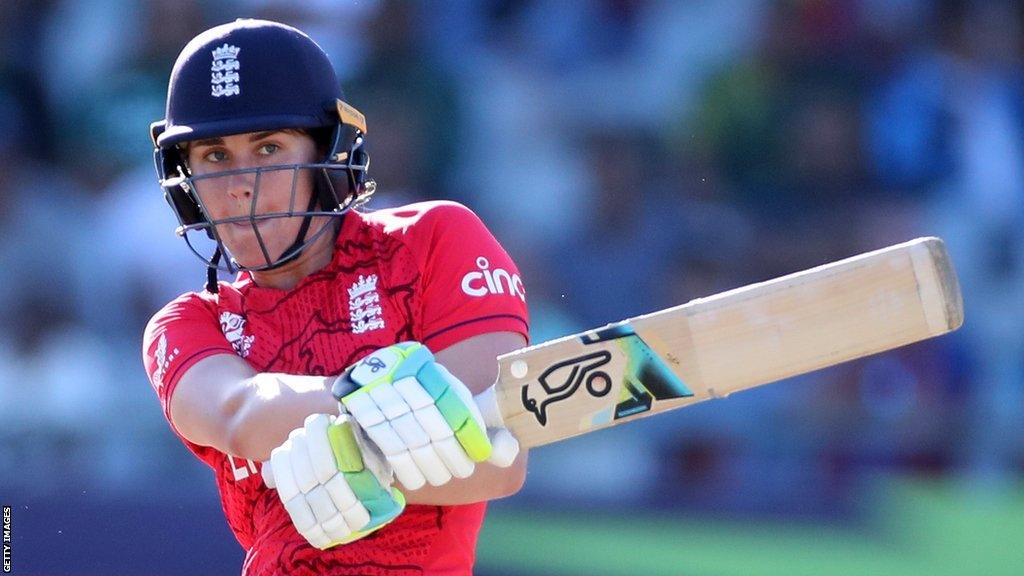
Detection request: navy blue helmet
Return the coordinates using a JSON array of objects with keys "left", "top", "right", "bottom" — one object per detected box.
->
[{"left": 150, "top": 19, "right": 373, "bottom": 283}]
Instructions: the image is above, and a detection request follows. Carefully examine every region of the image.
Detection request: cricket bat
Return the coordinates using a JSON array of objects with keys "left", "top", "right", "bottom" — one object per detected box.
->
[{"left": 473, "top": 236, "right": 963, "bottom": 449}]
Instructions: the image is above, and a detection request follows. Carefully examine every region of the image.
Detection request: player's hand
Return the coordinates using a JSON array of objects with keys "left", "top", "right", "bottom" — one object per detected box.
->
[
  {"left": 332, "top": 342, "right": 519, "bottom": 490},
  {"left": 261, "top": 413, "right": 405, "bottom": 550}
]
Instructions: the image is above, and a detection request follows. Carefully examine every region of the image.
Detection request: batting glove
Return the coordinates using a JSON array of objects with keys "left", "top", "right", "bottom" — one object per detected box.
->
[
  {"left": 262, "top": 413, "right": 405, "bottom": 550},
  {"left": 332, "top": 342, "right": 519, "bottom": 490}
]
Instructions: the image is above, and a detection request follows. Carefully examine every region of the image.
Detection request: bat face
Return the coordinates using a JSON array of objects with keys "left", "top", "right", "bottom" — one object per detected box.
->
[{"left": 490, "top": 237, "right": 963, "bottom": 449}]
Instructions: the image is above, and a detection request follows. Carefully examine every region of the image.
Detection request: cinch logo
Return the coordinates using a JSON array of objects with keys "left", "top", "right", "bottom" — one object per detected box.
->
[{"left": 461, "top": 257, "right": 525, "bottom": 302}]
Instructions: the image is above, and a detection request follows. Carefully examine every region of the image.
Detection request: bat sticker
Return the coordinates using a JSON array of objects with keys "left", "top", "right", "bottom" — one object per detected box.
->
[
  {"left": 521, "top": 351, "right": 612, "bottom": 425},
  {"left": 522, "top": 322, "right": 694, "bottom": 426}
]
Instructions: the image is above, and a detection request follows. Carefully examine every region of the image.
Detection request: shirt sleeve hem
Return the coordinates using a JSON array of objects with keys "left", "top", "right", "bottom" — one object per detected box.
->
[
  {"left": 161, "top": 347, "right": 237, "bottom": 439},
  {"left": 421, "top": 314, "right": 529, "bottom": 352}
]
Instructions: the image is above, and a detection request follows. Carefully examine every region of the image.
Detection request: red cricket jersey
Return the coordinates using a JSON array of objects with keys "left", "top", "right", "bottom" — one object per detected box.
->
[{"left": 142, "top": 201, "right": 529, "bottom": 575}]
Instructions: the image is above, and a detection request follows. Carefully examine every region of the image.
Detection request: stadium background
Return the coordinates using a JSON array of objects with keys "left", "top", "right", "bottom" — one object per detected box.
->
[{"left": 1, "top": 0, "right": 1023, "bottom": 574}]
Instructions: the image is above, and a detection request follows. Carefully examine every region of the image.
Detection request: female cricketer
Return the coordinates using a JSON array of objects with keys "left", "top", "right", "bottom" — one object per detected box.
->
[{"left": 143, "top": 19, "right": 529, "bottom": 575}]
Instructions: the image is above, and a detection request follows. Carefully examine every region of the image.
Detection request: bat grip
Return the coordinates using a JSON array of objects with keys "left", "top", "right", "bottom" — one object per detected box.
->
[{"left": 474, "top": 384, "right": 505, "bottom": 429}]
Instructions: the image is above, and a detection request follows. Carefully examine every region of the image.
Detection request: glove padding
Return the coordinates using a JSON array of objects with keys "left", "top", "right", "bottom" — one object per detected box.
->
[
  {"left": 262, "top": 413, "right": 405, "bottom": 550},
  {"left": 333, "top": 342, "right": 520, "bottom": 490}
]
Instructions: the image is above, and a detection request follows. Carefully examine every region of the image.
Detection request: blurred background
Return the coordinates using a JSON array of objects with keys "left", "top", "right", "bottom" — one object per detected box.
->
[{"left": 1, "top": 0, "right": 1023, "bottom": 574}]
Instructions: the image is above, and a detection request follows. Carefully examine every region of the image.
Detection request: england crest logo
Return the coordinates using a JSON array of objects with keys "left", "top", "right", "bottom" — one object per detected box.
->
[{"left": 211, "top": 43, "right": 240, "bottom": 97}]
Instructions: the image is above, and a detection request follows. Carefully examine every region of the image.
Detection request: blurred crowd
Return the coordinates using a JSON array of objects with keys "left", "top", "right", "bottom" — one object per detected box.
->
[{"left": 0, "top": 0, "right": 1020, "bottom": 523}]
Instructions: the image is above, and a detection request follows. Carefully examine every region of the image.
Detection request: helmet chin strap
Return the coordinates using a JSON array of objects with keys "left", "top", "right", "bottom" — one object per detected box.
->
[{"left": 206, "top": 248, "right": 223, "bottom": 293}]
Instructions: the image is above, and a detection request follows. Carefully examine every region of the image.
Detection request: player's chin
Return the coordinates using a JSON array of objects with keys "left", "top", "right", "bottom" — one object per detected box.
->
[
  {"left": 217, "top": 235, "right": 274, "bottom": 269},
  {"left": 231, "top": 248, "right": 285, "bottom": 270}
]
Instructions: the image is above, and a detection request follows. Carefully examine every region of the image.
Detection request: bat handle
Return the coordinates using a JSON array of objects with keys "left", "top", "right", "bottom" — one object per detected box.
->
[{"left": 474, "top": 384, "right": 506, "bottom": 429}]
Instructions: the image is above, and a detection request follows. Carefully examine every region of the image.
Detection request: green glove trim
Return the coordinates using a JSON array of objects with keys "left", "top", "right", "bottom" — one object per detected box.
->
[
  {"left": 344, "top": 469, "right": 388, "bottom": 501},
  {"left": 434, "top": 388, "right": 492, "bottom": 462},
  {"left": 321, "top": 418, "right": 407, "bottom": 549},
  {"left": 327, "top": 421, "right": 365, "bottom": 473},
  {"left": 433, "top": 388, "right": 469, "bottom": 427},
  {"left": 454, "top": 417, "right": 492, "bottom": 462},
  {"left": 329, "top": 487, "right": 406, "bottom": 546}
]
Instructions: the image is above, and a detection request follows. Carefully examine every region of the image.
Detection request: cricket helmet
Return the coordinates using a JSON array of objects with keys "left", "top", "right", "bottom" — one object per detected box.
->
[{"left": 150, "top": 19, "right": 374, "bottom": 282}]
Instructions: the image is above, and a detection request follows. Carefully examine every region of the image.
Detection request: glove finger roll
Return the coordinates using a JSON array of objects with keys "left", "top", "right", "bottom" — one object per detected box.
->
[
  {"left": 412, "top": 405, "right": 455, "bottom": 442},
  {"left": 369, "top": 383, "right": 410, "bottom": 420},
  {"left": 283, "top": 495, "right": 317, "bottom": 532},
  {"left": 393, "top": 376, "right": 434, "bottom": 410},
  {"left": 409, "top": 444, "right": 453, "bottom": 486},
  {"left": 364, "top": 422, "right": 408, "bottom": 456},
  {"left": 390, "top": 412, "right": 431, "bottom": 448},
  {"left": 321, "top": 513, "right": 352, "bottom": 542},
  {"left": 288, "top": 433, "right": 319, "bottom": 495},
  {"left": 269, "top": 443, "right": 301, "bottom": 502},
  {"left": 302, "top": 525, "right": 332, "bottom": 550},
  {"left": 386, "top": 451, "right": 426, "bottom": 490},
  {"left": 305, "top": 485, "right": 340, "bottom": 524},
  {"left": 343, "top": 392, "right": 386, "bottom": 428},
  {"left": 306, "top": 417, "right": 341, "bottom": 484},
  {"left": 433, "top": 435, "right": 476, "bottom": 478}
]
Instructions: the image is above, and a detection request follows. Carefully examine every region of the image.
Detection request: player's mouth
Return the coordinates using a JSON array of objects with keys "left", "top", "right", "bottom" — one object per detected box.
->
[{"left": 225, "top": 218, "right": 268, "bottom": 231}]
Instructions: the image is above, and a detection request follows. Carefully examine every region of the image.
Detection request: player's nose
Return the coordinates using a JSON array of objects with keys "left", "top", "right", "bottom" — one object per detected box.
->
[{"left": 225, "top": 172, "right": 256, "bottom": 201}]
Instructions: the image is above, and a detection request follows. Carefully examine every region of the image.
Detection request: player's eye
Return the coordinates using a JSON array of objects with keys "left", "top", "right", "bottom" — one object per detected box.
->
[
  {"left": 257, "top": 143, "right": 279, "bottom": 155},
  {"left": 202, "top": 149, "right": 228, "bottom": 163}
]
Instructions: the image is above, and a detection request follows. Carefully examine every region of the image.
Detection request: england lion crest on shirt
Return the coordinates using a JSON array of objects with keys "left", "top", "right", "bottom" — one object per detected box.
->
[{"left": 220, "top": 311, "right": 255, "bottom": 358}]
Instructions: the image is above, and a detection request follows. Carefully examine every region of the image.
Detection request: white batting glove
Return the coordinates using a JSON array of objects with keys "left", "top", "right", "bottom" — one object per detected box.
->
[
  {"left": 261, "top": 413, "right": 405, "bottom": 550},
  {"left": 331, "top": 342, "right": 520, "bottom": 490}
]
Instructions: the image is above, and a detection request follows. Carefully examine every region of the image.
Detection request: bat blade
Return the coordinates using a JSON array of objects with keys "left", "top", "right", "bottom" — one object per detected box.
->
[{"left": 488, "top": 237, "right": 963, "bottom": 449}]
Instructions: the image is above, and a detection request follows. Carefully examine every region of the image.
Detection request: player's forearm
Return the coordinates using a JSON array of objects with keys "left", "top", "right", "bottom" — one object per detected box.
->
[
  {"left": 402, "top": 450, "right": 528, "bottom": 506},
  {"left": 225, "top": 373, "right": 339, "bottom": 462}
]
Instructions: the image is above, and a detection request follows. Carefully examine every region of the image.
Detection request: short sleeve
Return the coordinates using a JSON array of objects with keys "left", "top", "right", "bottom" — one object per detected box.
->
[
  {"left": 142, "top": 293, "right": 236, "bottom": 434},
  {"left": 402, "top": 202, "right": 530, "bottom": 351}
]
